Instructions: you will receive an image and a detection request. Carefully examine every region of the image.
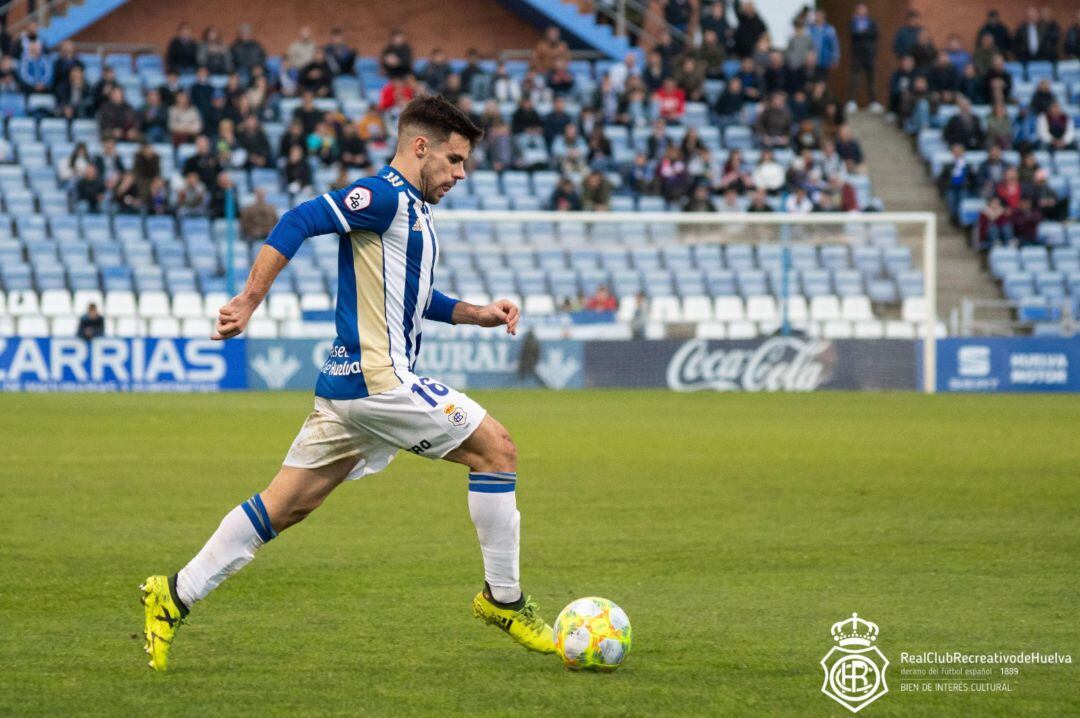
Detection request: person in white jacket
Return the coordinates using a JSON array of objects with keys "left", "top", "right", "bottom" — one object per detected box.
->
[{"left": 1037, "top": 102, "right": 1075, "bottom": 151}]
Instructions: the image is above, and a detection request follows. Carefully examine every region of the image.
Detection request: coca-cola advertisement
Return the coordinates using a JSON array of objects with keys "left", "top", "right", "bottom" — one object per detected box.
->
[{"left": 584, "top": 338, "right": 918, "bottom": 392}]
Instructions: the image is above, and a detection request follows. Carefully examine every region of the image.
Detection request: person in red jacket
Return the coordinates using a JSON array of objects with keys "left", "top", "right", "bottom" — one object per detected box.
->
[
  {"left": 654, "top": 77, "right": 686, "bottom": 123},
  {"left": 378, "top": 75, "right": 416, "bottom": 112},
  {"left": 584, "top": 284, "right": 619, "bottom": 312}
]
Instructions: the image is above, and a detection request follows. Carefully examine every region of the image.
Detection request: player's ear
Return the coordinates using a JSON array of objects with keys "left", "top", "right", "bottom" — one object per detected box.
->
[{"left": 413, "top": 134, "right": 428, "bottom": 159}]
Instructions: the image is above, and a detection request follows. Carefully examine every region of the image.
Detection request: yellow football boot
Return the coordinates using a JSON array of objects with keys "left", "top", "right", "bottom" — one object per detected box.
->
[
  {"left": 140, "top": 575, "right": 187, "bottom": 671},
  {"left": 472, "top": 589, "right": 556, "bottom": 654}
]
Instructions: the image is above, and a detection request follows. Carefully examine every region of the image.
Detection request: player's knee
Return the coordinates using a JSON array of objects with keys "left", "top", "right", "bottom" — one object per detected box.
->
[{"left": 488, "top": 430, "right": 517, "bottom": 472}]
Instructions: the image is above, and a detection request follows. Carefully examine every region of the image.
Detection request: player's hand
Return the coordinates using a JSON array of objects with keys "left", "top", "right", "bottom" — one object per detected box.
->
[
  {"left": 211, "top": 294, "right": 259, "bottom": 340},
  {"left": 476, "top": 299, "right": 520, "bottom": 336}
]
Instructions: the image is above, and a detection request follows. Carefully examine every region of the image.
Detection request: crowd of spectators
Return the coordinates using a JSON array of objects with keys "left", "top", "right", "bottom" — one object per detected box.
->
[
  {"left": 0, "top": 2, "right": 878, "bottom": 222},
  {"left": 881, "top": 7, "right": 1078, "bottom": 248}
]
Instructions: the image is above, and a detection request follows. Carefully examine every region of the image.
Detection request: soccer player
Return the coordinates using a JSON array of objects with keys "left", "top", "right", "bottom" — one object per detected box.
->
[{"left": 141, "top": 96, "right": 555, "bottom": 670}]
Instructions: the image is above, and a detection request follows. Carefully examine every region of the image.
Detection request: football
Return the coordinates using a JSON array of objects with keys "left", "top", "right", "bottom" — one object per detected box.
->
[{"left": 553, "top": 597, "right": 632, "bottom": 671}]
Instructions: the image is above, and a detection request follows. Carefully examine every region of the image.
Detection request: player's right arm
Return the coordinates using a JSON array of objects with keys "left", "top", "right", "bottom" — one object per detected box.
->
[{"left": 212, "top": 181, "right": 397, "bottom": 340}]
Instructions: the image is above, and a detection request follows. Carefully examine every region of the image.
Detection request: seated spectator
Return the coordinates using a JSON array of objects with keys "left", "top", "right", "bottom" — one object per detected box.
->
[
  {"left": 380, "top": 28, "right": 413, "bottom": 79},
  {"left": 232, "top": 24, "right": 266, "bottom": 76},
  {"left": 937, "top": 143, "right": 976, "bottom": 224},
  {"left": 982, "top": 54, "right": 1012, "bottom": 104},
  {"left": 976, "top": 144, "right": 1009, "bottom": 198},
  {"left": 198, "top": 26, "right": 233, "bottom": 75},
  {"left": 240, "top": 187, "right": 279, "bottom": 241},
  {"left": 995, "top": 166, "right": 1023, "bottom": 210},
  {"left": 580, "top": 170, "right": 613, "bottom": 211},
  {"left": 287, "top": 26, "right": 317, "bottom": 70},
  {"left": 19, "top": 41, "right": 52, "bottom": 93},
  {"left": 747, "top": 188, "right": 774, "bottom": 212},
  {"left": 1025, "top": 169, "right": 1067, "bottom": 222},
  {"left": 75, "top": 165, "right": 106, "bottom": 213},
  {"left": 585, "top": 125, "right": 613, "bottom": 169},
  {"left": 943, "top": 96, "right": 984, "bottom": 150},
  {"left": 713, "top": 77, "right": 745, "bottom": 127},
  {"left": 338, "top": 122, "right": 369, "bottom": 170},
  {"left": 910, "top": 28, "right": 936, "bottom": 69},
  {"left": 543, "top": 96, "right": 574, "bottom": 145},
  {"left": 483, "top": 119, "right": 514, "bottom": 172},
  {"left": 77, "top": 304, "right": 105, "bottom": 341},
  {"left": 786, "top": 148, "right": 824, "bottom": 192},
  {"left": 888, "top": 54, "right": 918, "bottom": 117},
  {"left": 1029, "top": 78, "right": 1057, "bottom": 116},
  {"left": 657, "top": 145, "right": 691, "bottom": 202},
  {"left": 1017, "top": 150, "right": 1041, "bottom": 185},
  {"left": 683, "top": 182, "right": 717, "bottom": 212},
  {"left": 215, "top": 118, "right": 244, "bottom": 168},
  {"left": 718, "top": 149, "right": 754, "bottom": 194},
  {"left": 59, "top": 142, "right": 94, "bottom": 187},
  {"left": 984, "top": 101, "right": 1013, "bottom": 149},
  {"left": 735, "top": 57, "right": 761, "bottom": 102},
  {"left": 356, "top": 105, "right": 387, "bottom": 143},
  {"left": 145, "top": 176, "right": 170, "bottom": 215},
  {"left": 168, "top": 90, "right": 202, "bottom": 145},
  {"left": 97, "top": 87, "right": 138, "bottom": 141},
  {"left": 551, "top": 123, "right": 588, "bottom": 175},
  {"left": 133, "top": 142, "right": 161, "bottom": 197},
  {"left": 641, "top": 50, "right": 666, "bottom": 94},
  {"left": 584, "top": 285, "right": 618, "bottom": 312},
  {"left": 176, "top": 171, "right": 208, "bottom": 216},
  {"left": 752, "top": 150, "right": 785, "bottom": 194},
  {"left": 237, "top": 115, "right": 272, "bottom": 168},
  {"left": 788, "top": 50, "right": 827, "bottom": 95},
  {"left": 976, "top": 195, "right": 1013, "bottom": 251},
  {"left": 762, "top": 51, "right": 788, "bottom": 95},
  {"left": 956, "top": 63, "right": 984, "bottom": 105},
  {"left": 550, "top": 175, "right": 582, "bottom": 211},
  {"left": 693, "top": 29, "right": 727, "bottom": 80},
  {"left": 492, "top": 61, "right": 521, "bottom": 105},
  {"left": 793, "top": 119, "right": 821, "bottom": 152},
  {"left": 324, "top": 27, "right": 355, "bottom": 76},
  {"left": 816, "top": 174, "right": 859, "bottom": 211},
  {"left": 615, "top": 78, "right": 651, "bottom": 128},
  {"left": 607, "top": 51, "right": 641, "bottom": 93},
  {"left": 546, "top": 57, "right": 575, "bottom": 97},
  {"left": 532, "top": 26, "right": 570, "bottom": 74},
  {"left": 510, "top": 95, "right": 542, "bottom": 135},
  {"left": 833, "top": 124, "right": 864, "bottom": 167},
  {"left": 1037, "top": 102, "right": 1075, "bottom": 151},
  {"left": 783, "top": 186, "right": 815, "bottom": 214},
  {"left": 654, "top": 77, "right": 686, "bottom": 124},
  {"left": 624, "top": 152, "right": 657, "bottom": 195},
  {"left": 52, "top": 40, "right": 82, "bottom": 83},
  {"left": 183, "top": 135, "right": 222, "bottom": 188},
  {"left": 307, "top": 121, "right": 340, "bottom": 166},
  {"left": 293, "top": 91, "right": 323, "bottom": 134},
  {"left": 673, "top": 56, "right": 706, "bottom": 102},
  {"left": 944, "top": 34, "right": 971, "bottom": 68},
  {"left": 166, "top": 22, "right": 198, "bottom": 73},
  {"left": 138, "top": 89, "right": 169, "bottom": 143},
  {"left": 299, "top": 48, "right": 334, "bottom": 97},
  {"left": 208, "top": 172, "right": 236, "bottom": 218},
  {"left": 418, "top": 48, "right": 451, "bottom": 94},
  {"left": 819, "top": 140, "right": 845, "bottom": 179},
  {"left": 284, "top": 145, "right": 313, "bottom": 194},
  {"left": 114, "top": 171, "right": 144, "bottom": 214},
  {"left": 926, "top": 50, "right": 959, "bottom": 105},
  {"left": 99, "top": 139, "right": 126, "bottom": 192},
  {"left": 1011, "top": 197, "right": 1041, "bottom": 246},
  {"left": 55, "top": 65, "right": 93, "bottom": 119},
  {"left": 756, "top": 92, "right": 792, "bottom": 148}
]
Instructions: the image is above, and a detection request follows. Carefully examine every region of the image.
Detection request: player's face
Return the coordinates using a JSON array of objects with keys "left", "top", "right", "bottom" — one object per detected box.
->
[{"left": 420, "top": 133, "right": 471, "bottom": 204}]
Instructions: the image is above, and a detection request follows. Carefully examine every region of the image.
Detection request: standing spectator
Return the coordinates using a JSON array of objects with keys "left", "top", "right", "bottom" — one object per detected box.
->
[
  {"left": 98, "top": 87, "right": 139, "bottom": 141},
  {"left": 977, "top": 196, "right": 1013, "bottom": 250},
  {"left": 1014, "top": 7, "right": 1043, "bottom": 62},
  {"left": 198, "top": 26, "right": 233, "bottom": 74},
  {"left": 701, "top": 2, "right": 733, "bottom": 52},
  {"left": 19, "top": 41, "right": 52, "bottom": 93},
  {"left": 937, "top": 144, "right": 975, "bottom": 224},
  {"left": 892, "top": 11, "right": 922, "bottom": 60},
  {"left": 166, "top": 22, "right": 198, "bottom": 73},
  {"left": 77, "top": 304, "right": 105, "bottom": 341},
  {"left": 380, "top": 29, "right": 413, "bottom": 79},
  {"left": 167, "top": 90, "right": 202, "bottom": 145},
  {"left": 733, "top": 1, "right": 768, "bottom": 59},
  {"left": 847, "top": 3, "right": 879, "bottom": 113},
  {"left": 324, "top": 28, "right": 356, "bottom": 76},
  {"left": 808, "top": 9, "right": 840, "bottom": 71},
  {"left": 240, "top": 188, "right": 279, "bottom": 241},
  {"left": 1037, "top": 7, "right": 1061, "bottom": 61},
  {"left": 532, "top": 26, "right": 570, "bottom": 74},
  {"left": 943, "top": 98, "right": 986, "bottom": 153},
  {"left": 976, "top": 10, "right": 1012, "bottom": 56},
  {"left": 664, "top": 0, "right": 692, "bottom": 35},
  {"left": 1037, "top": 102, "right": 1075, "bottom": 151},
  {"left": 888, "top": 54, "right": 918, "bottom": 117},
  {"left": 287, "top": 26, "right": 317, "bottom": 70},
  {"left": 231, "top": 24, "right": 266, "bottom": 76},
  {"left": 1066, "top": 10, "right": 1080, "bottom": 58}
]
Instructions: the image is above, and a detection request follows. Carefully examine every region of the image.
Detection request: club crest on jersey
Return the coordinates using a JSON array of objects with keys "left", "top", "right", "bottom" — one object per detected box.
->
[
  {"left": 447, "top": 407, "right": 468, "bottom": 427},
  {"left": 344, "top": 187, "right": 371, "bottom": 212}
]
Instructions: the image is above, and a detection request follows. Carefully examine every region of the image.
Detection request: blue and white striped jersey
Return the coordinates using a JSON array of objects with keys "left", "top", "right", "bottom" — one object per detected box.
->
[{"left": 266, "top": 165, "right": 459, "bottom": 399}]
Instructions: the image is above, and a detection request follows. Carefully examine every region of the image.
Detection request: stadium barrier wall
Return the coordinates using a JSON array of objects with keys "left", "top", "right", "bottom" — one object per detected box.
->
[{"left": 934, "top": 338, "right": 1080, "bottom": 393}]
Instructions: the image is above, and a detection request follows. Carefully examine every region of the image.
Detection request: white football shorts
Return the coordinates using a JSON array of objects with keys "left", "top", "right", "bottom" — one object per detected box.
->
[{"left": 282, "top": 374, "right": 487, "bottom": 480}]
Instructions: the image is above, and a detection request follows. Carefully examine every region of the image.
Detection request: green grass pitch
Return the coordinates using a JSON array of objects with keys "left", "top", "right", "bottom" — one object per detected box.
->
[{"left": 0, "top": 391, "right": 1077, "bottom": 717}]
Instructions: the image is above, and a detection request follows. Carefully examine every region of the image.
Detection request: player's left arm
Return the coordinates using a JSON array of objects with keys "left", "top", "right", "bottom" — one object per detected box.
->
[{"left": 424, "top": 289, "right": 520, "bottom": 336}]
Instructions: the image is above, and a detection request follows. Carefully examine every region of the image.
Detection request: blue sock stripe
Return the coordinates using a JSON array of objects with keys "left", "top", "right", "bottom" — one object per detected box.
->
[
  {"left": 251, "top": 493, "right": 277, "bottom": 539},
  {"left": 468, "top": 472, "right": 518, "bottom": 482},
  {"left": 469, "top": 482, "right": 516, "bottom": 493},
  {"left": 240, "top": 500, "right": 273, "bottom": 542}
]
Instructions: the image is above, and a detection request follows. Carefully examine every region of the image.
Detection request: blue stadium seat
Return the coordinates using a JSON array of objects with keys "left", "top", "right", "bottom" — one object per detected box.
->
[{"left": 736, "top": 269, "right": 768, "bottom": 297}]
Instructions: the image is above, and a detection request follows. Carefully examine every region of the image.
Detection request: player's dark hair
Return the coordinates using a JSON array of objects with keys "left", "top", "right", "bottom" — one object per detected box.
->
[{"left": 398, "top": 95, "right": 483, "bottom": 149}]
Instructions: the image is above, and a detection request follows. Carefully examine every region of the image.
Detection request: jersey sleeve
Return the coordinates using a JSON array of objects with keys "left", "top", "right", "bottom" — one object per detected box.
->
[
  {"left": 424, "top": 289, "right": 460, "bottom": 324},
  {"left": 320, "top": 177, "right": 398, "bottom": 236},
  {"left": 263, "top": 196, "right": 342, "bottom": 259}
]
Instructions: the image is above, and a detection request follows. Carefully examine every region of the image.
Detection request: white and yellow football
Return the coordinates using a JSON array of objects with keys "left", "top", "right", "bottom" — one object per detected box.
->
[{"left": 553, "top": 597, "right": 632, "bottom": 671}]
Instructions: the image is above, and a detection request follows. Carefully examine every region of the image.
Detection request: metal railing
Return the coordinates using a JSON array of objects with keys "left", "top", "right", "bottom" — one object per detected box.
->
[
  {"left": 956, "top": 296, "right": 1078, "bottom": 336},
  {"left": 592, "top": 0, "right": 691, "bottom": 51}
]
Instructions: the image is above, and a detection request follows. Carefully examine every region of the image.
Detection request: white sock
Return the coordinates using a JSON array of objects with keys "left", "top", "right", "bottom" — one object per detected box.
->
[
  {"left": 468, "top": 472, "right": 521, "bottom": 604},
  {"left": 175, "top": 494, "right": 276, "bottom": 609}
]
